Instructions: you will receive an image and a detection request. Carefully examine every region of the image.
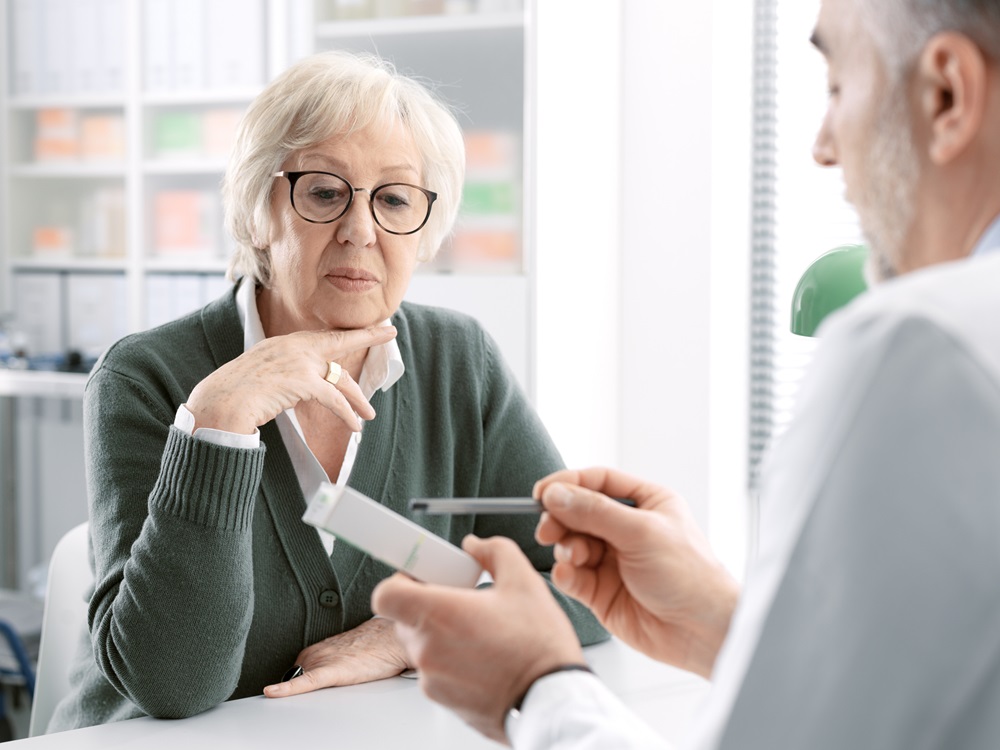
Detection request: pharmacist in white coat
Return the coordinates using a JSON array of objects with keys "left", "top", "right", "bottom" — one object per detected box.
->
[{"left": 372, "top": 0, "right": 1000, "bottom": 746}]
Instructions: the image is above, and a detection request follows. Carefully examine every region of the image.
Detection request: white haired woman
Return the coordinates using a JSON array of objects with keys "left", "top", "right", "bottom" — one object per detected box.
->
[{"left": 48, "top": 50, "right": 605, "bottom": 733}]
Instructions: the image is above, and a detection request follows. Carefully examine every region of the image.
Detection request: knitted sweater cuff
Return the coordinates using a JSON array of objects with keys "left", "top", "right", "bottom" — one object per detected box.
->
[{"left": 149, "top": 426, "right": 266, "bottom": 532}]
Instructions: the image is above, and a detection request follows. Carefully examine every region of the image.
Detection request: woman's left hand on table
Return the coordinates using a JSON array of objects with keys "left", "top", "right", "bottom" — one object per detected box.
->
[{"left": 263, "top": 617, "right": 410, "bottom": 698}]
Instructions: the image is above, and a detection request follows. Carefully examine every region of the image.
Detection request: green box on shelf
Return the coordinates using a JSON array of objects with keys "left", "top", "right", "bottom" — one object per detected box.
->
[
  {"left": 462, "top": 181, "right": 517, "bottom": 215},
  {"left": 154, "top": 112, "right": 202, "bottom": 156}
]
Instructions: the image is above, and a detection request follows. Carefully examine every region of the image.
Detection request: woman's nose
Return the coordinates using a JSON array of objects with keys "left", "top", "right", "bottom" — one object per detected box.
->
[{"left": 335, "top": 191, "right": 378, "bottom": 247}]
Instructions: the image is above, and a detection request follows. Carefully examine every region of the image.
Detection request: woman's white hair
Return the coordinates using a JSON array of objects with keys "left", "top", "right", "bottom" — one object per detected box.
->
[
  {"left": 861, "top": 0, "right": 1000, "bottom": 80},
  {"left": 223, "top": 50, "right": 466, "bottom": 286}
]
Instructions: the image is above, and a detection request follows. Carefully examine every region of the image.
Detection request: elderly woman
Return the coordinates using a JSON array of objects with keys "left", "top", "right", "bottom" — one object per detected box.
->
[{"left": 48, "top": 51, "right": 605, "bottom": 732}]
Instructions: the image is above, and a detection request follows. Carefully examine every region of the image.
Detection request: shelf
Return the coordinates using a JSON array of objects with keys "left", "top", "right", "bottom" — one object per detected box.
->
[
  {"left": 142, "top": 90, "right": 261, "bottom": 107},
  {"left": 10, "top": 257, "right": 128, "bottom": 273},
  {"left": 144, "top": 257, "right": 229, "bottom": 274},
  {"left": 143, "top": 160, "right": 229, "bottom": 175},
  {"left": 315, "top": 10, "right": 524, "bottom": 39},
  {"left": 0, "top": 370, "right": 88, "bottom": 399},
  {"left": 8, "top": 94, "right": 126, "bottom": 110},
  {"left": 9, "top": 163, "right": 127, "bottom": 178}
]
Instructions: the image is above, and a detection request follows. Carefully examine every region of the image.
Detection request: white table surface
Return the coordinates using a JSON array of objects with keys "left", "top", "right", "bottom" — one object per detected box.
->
[{"left": 8, "top": 638, "right": 710, "bottom": 748}]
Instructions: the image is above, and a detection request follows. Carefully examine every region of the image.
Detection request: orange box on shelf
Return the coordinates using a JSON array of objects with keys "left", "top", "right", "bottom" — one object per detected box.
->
[
  {"left": 80, "top": 114, "right": 126, "bottom": 160},
  {"left": 463, "top": 130, "right": 518, "bottom": 172},
  {"left": 154, "top": 191, "right": 205, "bottom": 255},
  {"left": 203, "top": 108, "right": 244, "bottom": 158},
  {"left": 33, "top": 226, "right": 74, "bottom": 256},
  {"left": 449, "top": 229, "right": 520, "bottom": 265},
  {"left": 35, "top": 108, "right": 81, "bottom": 161},
  {"left": 153, "top": 190, "right": 220, "bottom": 256}
]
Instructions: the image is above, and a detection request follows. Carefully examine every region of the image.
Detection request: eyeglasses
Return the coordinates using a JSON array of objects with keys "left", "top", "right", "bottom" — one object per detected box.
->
[{"left": 273, "top": 171, "right": 437, "bottom": 235}]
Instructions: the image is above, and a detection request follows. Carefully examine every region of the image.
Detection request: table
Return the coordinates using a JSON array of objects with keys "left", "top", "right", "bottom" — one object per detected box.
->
[{"left": 4, "top": 638, "right": 711, "bottom": 748}]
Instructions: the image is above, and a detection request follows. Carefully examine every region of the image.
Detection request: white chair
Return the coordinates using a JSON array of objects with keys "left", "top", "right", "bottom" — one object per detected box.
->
[{"left": 28, "top": 522, "right": 91, "bottom": 738}]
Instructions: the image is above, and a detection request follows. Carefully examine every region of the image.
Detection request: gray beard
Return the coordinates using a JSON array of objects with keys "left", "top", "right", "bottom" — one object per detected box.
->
[{"left": 855, "top": 89, "right": 920, "bottom": 284}]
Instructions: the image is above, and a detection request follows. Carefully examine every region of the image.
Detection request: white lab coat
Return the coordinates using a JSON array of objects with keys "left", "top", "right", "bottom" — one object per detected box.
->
[{"left": 512, "top": 223, "right": 1000, "bottom": 750}]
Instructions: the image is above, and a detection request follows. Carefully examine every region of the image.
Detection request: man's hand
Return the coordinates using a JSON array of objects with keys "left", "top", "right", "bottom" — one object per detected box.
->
[
  {"left": 372, "top": 535, "right": 586, "bottom": 745},
  {"left": 534, "top": 467, "right": 740, "bottom": 679}
]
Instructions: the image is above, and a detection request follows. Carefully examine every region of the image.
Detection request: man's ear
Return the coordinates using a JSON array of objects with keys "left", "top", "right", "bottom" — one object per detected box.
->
[{"left": 917, "top": 31, "right": 988, "bottom": 166}]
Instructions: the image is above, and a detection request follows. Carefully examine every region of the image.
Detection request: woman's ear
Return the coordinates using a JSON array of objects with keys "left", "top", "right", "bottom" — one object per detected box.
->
[{"left": 917, "top": 31, "right": 988, "bottom": 166}]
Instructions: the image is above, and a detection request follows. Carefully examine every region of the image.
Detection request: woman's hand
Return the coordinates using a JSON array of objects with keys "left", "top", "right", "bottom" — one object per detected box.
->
[
  {"left": 262, "top": 617, "right": 410, "bottom": 698},
  {"left": 533, "top": 467, "right": 740, "bottom": 679},
  {"left": 185, "top": 326, "right": 396, "bottom": 435}
]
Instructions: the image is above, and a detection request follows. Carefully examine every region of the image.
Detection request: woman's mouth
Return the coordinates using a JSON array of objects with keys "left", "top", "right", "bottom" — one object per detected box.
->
[{"left": 326, "top": 268, "right": 379, "bottom": 293}]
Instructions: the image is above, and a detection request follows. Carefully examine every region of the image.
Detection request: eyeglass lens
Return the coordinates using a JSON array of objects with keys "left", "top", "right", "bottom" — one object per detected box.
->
[{"left": 290, "top": 172, "right": 431, "bottom": 234}]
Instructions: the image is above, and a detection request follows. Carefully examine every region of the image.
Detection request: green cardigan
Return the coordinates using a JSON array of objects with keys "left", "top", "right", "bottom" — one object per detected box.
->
[{"left": 48, "top": 288, "right": 606, "bottom": 732}]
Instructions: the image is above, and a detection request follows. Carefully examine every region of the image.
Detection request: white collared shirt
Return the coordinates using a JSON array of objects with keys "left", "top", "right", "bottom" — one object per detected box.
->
[{"left": 173, "top": 277, "right": 405, "bottom": 554}]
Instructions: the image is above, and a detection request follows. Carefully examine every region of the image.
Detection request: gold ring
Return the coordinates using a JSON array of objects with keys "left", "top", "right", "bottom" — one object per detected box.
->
[{"left": 326, "top": 361, "right": 342, "bottom": 386}]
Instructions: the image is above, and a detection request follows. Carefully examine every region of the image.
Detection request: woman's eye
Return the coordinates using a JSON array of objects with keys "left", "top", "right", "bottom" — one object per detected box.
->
[
  {"left": 310, "top": 187, "right": 342, "bottom": 202},
  {"left": 379, "top": 192, "right": 410, "bottom": 209}
]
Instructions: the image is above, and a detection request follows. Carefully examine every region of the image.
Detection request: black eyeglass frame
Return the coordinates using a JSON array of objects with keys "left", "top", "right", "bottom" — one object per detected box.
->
[{"left": 273, "top": 170, "right": 438, "bottom": 236}]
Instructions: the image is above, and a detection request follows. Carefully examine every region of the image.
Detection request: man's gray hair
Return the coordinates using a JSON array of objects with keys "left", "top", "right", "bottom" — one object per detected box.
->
[
  {"left": 222, "top": 50, "right": 466, "bottom": 287},
  {"left": 862, "top": 0, "right": 1000, "bottom": 78}
]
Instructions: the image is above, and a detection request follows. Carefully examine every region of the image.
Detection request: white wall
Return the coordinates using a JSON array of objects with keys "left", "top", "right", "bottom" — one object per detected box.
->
[
  {"left": 534, "top": 0, "right": 752, "bottom": 577},
  {"left": 533, "top": 1, "right": 623, "bottom": 470}
]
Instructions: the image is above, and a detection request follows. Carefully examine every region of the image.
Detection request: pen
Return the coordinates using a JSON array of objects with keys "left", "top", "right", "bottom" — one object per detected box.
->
[{"left": 409, "top": 497, "right": 638, "bottom": 515}]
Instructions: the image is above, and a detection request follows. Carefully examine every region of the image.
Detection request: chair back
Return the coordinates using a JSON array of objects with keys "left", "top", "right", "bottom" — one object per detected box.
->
[{"left": 28, "top": 522, "right": 91, "bottom": 737}]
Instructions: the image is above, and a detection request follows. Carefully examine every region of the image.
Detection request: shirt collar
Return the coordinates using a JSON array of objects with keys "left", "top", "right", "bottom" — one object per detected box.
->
[
  {"left": 971, "top": 213, "right": 1000, "bottom": 257},
  {"left": 235, "top": 277, "right": 405, "bottom": 399}
]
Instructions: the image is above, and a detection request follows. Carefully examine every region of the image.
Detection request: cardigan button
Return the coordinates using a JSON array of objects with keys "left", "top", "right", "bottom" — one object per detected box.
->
[{"left": 318, "top": 590, "right": 340, "bottom": 608}]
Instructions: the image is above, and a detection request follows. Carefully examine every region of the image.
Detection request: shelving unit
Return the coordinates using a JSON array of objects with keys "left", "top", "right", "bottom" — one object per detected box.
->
[
  {"left": 0, "top": 0, "right": 534, "bottom": 594},
  {"left": 0, "top": 0, "right": 275, "bottom": 363},
  {"left": 2, "top": 0, "right": 531, "bottom": 385}
]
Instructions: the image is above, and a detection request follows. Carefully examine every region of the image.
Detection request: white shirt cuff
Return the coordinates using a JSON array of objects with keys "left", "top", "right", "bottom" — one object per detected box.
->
[
  {"left": 174, "top": 404, "right": 260, "bottom": 449},
  {"left": 508, "top": 670, "right": 669, "bottom": 750}
]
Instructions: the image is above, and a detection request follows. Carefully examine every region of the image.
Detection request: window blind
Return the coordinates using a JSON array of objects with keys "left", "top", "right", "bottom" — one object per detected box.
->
[{"left": 748, "top": 0, "right": 864, "bottom": 491}]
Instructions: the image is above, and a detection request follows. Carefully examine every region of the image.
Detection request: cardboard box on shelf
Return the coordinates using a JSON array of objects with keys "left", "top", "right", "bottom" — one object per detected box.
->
[
  {"left": 153, "top": 190, "right": 220, "bottom": 256},
  {"left": 462, "top": 181, "right": 518, "bottom": 216},
  {"left": 34, "top": 108, "right": 80, "bottom": 162},
  {"left": 203, "top": 108, "right": 244, "bottom": 158},
  {"left": 449, "top": 229, "right": 519, "bottom": 267},
  {"left": 153, "top": 111, "right": 203, "bottom": 158},
  {"left": 80, "top": 188, "right": 126, "bottom": 257},
  {"left": 80, "top": 114, "right": 126, "bottom": 161},
  {"left": 32, "top": 227, "right": 74, "bottom": 257},
  {"left": 66, "top": 273, "right": 128, "bottom": 358},
  {"left": 13, "top": 272, "right": 65, "bottom": 356},
  {"left": 464, "top": 130, "right": 519, "bottom": 172}
]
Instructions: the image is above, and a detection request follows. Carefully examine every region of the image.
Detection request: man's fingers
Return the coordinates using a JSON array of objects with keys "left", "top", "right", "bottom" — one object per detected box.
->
[
  {"left": 535, "top": 467, "right": 657, "bottom": 507},
  {"left": 537, "top": 482, "right": 649, "bottom": 552},
  {"left": 461, "top": 535, "right": 537, "bottom": 585},
  {"left": 550, "top": 559, "right": 598, "bottom": 603},
  {"left": 553, "top": 533, "right": 606, "bottom": 568},
  {"left": 371, "top": 573, "right": 433, "bottom": 625}
]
